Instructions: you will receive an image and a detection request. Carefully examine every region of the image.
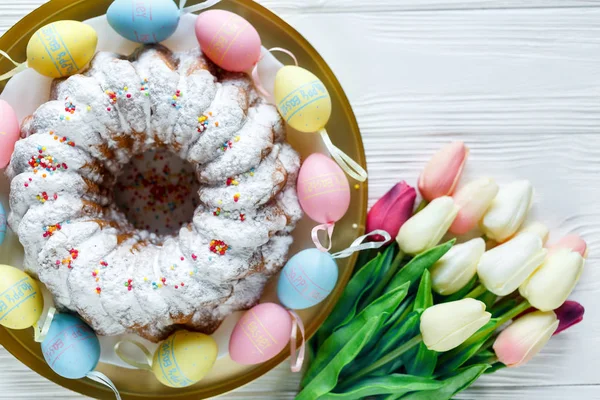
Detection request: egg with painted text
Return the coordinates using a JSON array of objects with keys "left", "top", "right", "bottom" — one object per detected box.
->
[
  {"left": 274, "top": 66, "right": 332, "bottom": 133},
  {"left": 0, "top": 264, "right": 43, "bottom": 330},
  {"left": 195, "top": 10, "right": 262, "bottom": 72},
  {"left": 278, "top": 249, "right": 338, "bottom": 310},
  {"left": 297, "top": 153, "right": 351, "bottom": 224},
  {"left": 41, "top": 313, "right": 100, "bottom": 379},
  {"left": 107, "top": 0, "right": 180, "bottom": 44},
  {"left": 0, "top": 100, "right": 20, "bottom": 168},
  {"left": 27, "top": 21, "right": 98, "bottom": 78},
  {"left": 152, "top": 331, "right": 218, "bottom": 388},
  {"left": 229, "top": 303, "right": 292, "bottom": 365}
]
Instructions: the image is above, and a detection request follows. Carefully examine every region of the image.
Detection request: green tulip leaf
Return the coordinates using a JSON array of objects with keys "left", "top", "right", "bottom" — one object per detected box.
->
[
  {"left": 385, "top": 239, "right": 455, "bottom": 295},
  {"left": 484, "top": 362, "right": 507, "bottom": 374},
  {"left": 404, "top": 270, "right": 438, "bottom": 377},
  {"left": 399, "top": 364, "right": 491, "bottom": 400},
  {"left": 358, "top": 244, "right": 399, "bottom": 311},
  {"left": 302, "top": 283, "right": 410, "bottom": 387},
  {"left": 315, "top": 253, "right": 384, "bottom": 347},
  {"left": 318, "top": 374, "right": 443, "bottom": 400},
  {"left": 295, "top": 315, "right": 385, "bottom": 400}
]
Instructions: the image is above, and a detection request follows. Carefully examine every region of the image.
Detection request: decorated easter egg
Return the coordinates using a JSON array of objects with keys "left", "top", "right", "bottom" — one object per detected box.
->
[
  {"left": 0, "top": 201, "right": 6, "bottom": 245},
  {"left": 274, "top": 66, "right": 332, "bottom": 133},
  {"left": 297, "top": 153, "right": 351, "bottom": 223},
  {"left": 195, "top": 10, "right": 261, "bottom": 72},
  {"left": 107, "top": 0, "right": 180, "bottom": 44},
  {"left": 229, "top": 303, "right": 292, "bottom": 365},
  {"left": 0, "top": 264, "right": 43, "bottom": 329},
  {"left": 27, "top": 21, "right": 98, "bottom": 78},
  {"left": 152, "top": 331, "right": 218, "bottom": 388},
  {"left": 278, "top": 249, "right": 338, "bottom": 310},
  {"left": 41, "top": 313, "right": 100, "bottom": 379},
  {"left": 0, "top": 100, "right": 19, "bottom": 169}
]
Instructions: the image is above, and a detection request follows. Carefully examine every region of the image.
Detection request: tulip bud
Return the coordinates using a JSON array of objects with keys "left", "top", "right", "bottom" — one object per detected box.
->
[
  {"left": 366, "top": 181, "right": 417, "bottom": 241},
  {"left": 554, "top": 300, "right": 584, "bottom": 335},
  {"left": 396, "top": 196, "right": 459, "bottom": 255},
  {"left": 481, "top": 180, "right": 533, "bottom": 242},
  {"left": 519, "top": 248, "right": 585, "bottom": 311},
  {"left": 549, "top": 234, "right": 588, "bottom": 258},
  {"left": 493, "top": 310, "right": 559, "bottom": 368},
  {"left": 430, "top": 238, "right": 485, "bottom": 295},
  {"left": 449, "top": 178, "right": 498, "bottom": 235},
  {"left": 477, "top": 232, "right": 547, "bottom": 296},
  {"left": 418, "top": 141, "right": 468, "bottom": 202},
  {"left": 420, "top": 298, "right": 491, "bottom": 352},
  {"left": 518, "top": 222, "right": 549, "bottom": 245}
]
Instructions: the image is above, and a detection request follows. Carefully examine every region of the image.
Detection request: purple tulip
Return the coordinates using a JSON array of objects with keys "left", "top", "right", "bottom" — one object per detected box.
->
[
  {"left": 366, "top": 181, "right": 417, "bottom": 241},
  {"left": 553, "top": 300, "right": 585, "bottom": 335}
]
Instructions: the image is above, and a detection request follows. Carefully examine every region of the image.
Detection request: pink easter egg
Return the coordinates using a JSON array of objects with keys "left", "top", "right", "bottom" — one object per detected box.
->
[
  {"left": 297, "top": 153, "right": 351, "bottom": 224},
  {"left": 195, "top": 10, "right": 261, "bottom": 72},
  {"left": 229, "top": 303, "right": 292, "bottom": 365},
  {"left": 0, "top": 100, "right": 20, "bottom": 168}
]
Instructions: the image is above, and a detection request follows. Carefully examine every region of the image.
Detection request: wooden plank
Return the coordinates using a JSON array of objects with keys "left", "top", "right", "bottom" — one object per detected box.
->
[{"left": 260, "top": 0, "right": 600, "bottom": 14}]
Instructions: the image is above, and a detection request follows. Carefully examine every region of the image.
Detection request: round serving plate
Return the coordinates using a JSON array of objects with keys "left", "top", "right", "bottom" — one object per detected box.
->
[{"left": 0, "top": 0, "right": 367, "bottom": 399}]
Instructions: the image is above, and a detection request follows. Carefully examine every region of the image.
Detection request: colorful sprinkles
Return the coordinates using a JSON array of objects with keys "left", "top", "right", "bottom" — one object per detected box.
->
[
  {"left": 140, "top": 78, "right": 150, "bottom": 96},
  {"left": 209, "top": 240, "right": 229, "bottom": 256},
  {"left": 124, "top": 279, "right": 133, "bottom": 291},
  {"left": 171, "top": 90, "right": 183, "bottom": 109},
  {"left": 29, "top": 149, "right": 67, "bottom": 175},
  {"left": 56, "top": 248, "right": 79, "bottom": 269},
  {"left": 43, "top": 223, "right": 61, "bottom": 238}
]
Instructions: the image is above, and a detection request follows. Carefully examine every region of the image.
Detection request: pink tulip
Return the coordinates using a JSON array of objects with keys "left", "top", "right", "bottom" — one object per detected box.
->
[
  {"left": 554, "top": 300, "right": 585, "bottom": 335},
  {"left": 366, "top": 181, "right": 416, "bottom": 241},
  {"left": 493, "top": 310, "right": 559, "bottom": 368},
  {"left": 549, "top": 234, "right": 588, "bottom": 258},
  {"left": 418, "top": 141, "right": 469, "bottom": 202},
  {"left": 450, "top": 178, "right": 499, "bottom": 235}
]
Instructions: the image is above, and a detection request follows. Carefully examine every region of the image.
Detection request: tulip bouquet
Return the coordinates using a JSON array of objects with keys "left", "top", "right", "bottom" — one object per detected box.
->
[{"left": 298, "top": 142, "right": 587, "bottom": 400}]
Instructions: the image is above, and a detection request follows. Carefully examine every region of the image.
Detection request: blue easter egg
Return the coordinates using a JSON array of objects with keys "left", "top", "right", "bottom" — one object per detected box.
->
[
  {"left": 41, "top": 313, "right": 100, "bottom": 379},
  {"left": 0, "top": 201, "right": 5, "bottom": 245},
  {"left": 107, "top": 0, "right": 180, "bottom": 44},
  {"left": 277, "top": 249, "right": 338, "bottom": 310}
]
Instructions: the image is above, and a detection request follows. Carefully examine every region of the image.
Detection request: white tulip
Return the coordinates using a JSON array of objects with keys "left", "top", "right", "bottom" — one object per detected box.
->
[
  {"left": 518, "top": 221, "right": 549, "bottom": 245},
  {"left": 477, "top": 232, "right": 547, "bottom": 296},
  {"left": 519, "top": 249, "right": 585, "bottom": 311},
  {"left": 493, "top": 311, "right": 559, "bottom": 368},
  {"left": 430, "top": 238, "right": 486, "bottom": 295},
  {"left": 396, "top": 196, "right": 459, "bottom": 255},
  {"left": 420, "top": 298, "right": 491, "bottom": 352},
  {"left": 481, "top": 180, "right": 533, "bottom": 242}
]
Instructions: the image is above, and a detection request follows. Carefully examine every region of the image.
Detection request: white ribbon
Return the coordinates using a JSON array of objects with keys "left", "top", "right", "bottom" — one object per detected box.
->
[
  {"left": 33, "top": 307, "right": 56, "bottom": 343},
  {"left": 86, "top": 371, "right": 122, "bottom": 400},
  {"left": 0, "top": 50, "right": 27, "bottom": 81},
  {"left": 289, "top": 310, "right": 305, "bottom": 373},
  {"left": 331, "top": 229, "right": 391, "bottom": 259},
  {"left": 114, "top": 340, "right": 154, "bottom": 371},
  {"left": 252, "top": 47, "right": 300, "bottom": 99},
  {"left": 311, "top": 223, "right": 335, "bottom": 252},
  {"left": 180, "top": 0, "right": 222, "bottom": 14},
  {"left": 319, "top": 129, "right": 368, "bottom": 182}
]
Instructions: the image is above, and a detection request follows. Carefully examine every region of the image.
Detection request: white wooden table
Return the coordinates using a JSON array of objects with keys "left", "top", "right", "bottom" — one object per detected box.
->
[{"left": 1, "top": 0, "right": 600, "bottom": 399}]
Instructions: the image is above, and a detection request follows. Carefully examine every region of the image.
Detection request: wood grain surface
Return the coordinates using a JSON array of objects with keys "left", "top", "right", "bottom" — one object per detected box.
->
[{"left": 1, "top": 0, "right": 599, "bottom": 399}]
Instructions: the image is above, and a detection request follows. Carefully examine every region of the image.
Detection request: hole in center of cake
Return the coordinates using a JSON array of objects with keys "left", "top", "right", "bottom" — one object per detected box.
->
[{"left": 114, "top": 149, "right": 200, "bottom": 236}]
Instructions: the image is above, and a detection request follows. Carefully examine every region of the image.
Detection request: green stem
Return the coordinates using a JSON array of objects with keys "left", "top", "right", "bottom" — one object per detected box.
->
[
  {"left": 464, "top": 284, "right": 487, "bottom": 299},
  {"left": 344, "top": 334, "right": 423, "bottom": 385},
  {"left": 414, "top": 199, "right": 428, "bottom": 214},
  {"left": 468, "top": 300, "right": 531, "bottom": 346}
]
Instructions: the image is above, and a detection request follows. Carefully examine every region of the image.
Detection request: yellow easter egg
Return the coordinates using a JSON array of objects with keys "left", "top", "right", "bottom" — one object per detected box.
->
[
  {"left": 0, "top": 264, "right": 44, "bottom": 330},
  {"left": 152, "top": 331, "right": 218, "bottom": 388},
  {"left": 274, "top": 66, "right": 332, "bottom": 133},
  {"left": 27, "top": 20, "right": 98, "bottom": 78}
]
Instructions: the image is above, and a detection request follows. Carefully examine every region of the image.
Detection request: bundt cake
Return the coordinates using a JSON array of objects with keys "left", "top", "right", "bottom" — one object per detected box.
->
[{"left": 6, "top": 45, "right": 302, "bottom": 342}]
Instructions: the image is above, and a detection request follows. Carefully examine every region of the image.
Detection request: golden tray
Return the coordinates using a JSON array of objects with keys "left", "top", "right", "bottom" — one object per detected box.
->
[{"left": 0, "top": 0, "right": 367, "bottom": 398}]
